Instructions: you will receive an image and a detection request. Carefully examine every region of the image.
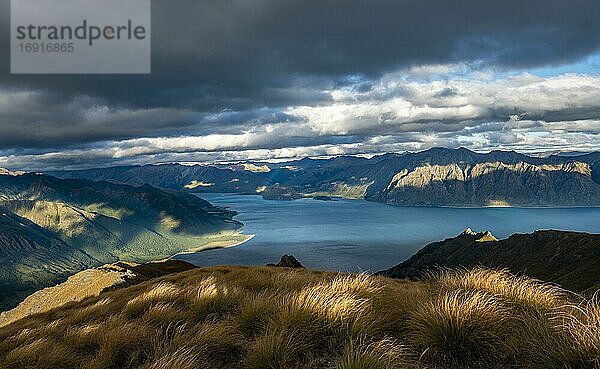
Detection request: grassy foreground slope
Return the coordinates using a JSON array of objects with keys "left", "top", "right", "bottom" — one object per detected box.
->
[{"left": 0, "top": 266, "right": 598, "bottom": 369}]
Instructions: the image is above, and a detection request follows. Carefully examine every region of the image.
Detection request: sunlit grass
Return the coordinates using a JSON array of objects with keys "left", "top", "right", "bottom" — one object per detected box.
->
[
  {"left": 333, "top": 337, "right": 407, "bottom": 369},
  {"left": 0, "top": 266, "right": 598, "bottom": 369},
  {"left": 409, "top": 290, "right": 510, "bottom": 366},
  {"left": 433, "top": 267, "right": 565, "bottom": 312}
]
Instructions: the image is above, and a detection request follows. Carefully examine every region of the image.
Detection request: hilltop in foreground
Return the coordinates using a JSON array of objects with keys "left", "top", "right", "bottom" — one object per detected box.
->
[
  {"left": 1, "top": 266, "right": 598, "bottom": 369},
  {"left": 379, "top": 229, "right": 600, "bottom": 294}
]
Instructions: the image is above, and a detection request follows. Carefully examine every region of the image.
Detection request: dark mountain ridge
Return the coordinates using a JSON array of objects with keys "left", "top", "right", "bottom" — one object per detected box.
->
[{"left": 377, "top": 229, "right": 600, "bottom": 294}]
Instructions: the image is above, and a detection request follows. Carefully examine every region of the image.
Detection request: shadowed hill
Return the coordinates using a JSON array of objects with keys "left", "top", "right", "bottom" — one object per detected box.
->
[
  {"left": 0, "top": 209, "right": 98, "bottom": 310},
  {"left": 378, "top": 230, "right": 600, "bottom": 294}
]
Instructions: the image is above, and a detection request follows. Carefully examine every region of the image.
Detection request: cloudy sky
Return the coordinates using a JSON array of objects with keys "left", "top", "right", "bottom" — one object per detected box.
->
[{"left": 1, "top": 0, "right": 600, "bottom": 170}]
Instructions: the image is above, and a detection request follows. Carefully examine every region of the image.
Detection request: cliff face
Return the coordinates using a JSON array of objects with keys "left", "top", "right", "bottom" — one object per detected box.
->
[
  {"left": 377, "top": 230, "right": 600, "bottom": 294},
  {"left": 370, "top": 161, "right": 600, "bottom": 206},
  {"left": 51, "top": 148, "right": 600, "bottom": 207}
]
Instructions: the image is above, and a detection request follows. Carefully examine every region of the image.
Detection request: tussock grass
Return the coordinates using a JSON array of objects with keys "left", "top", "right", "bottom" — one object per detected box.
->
[
  {"left": 231, "top": 291, "right": 279, "bottom": 337},
  {"left": 244, "top": 329, "right": 310, "bottom": 369},
  {"left": 409, "top": 290, "right": 509, "bottom": 366},
  {"left": 522, "top": 297, "right": 600, "bottom": 369},
  {"left": 433, "top": 267, "right": 565, "bottom": 312},
  {"left": 0, "top": 266, "right": 598, "bottom": 369},
  {"left": 333, "top": 337, "right": 407, "bottom": 369}
]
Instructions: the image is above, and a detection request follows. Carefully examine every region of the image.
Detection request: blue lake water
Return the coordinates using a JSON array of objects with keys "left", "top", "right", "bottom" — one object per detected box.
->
[{"left": 177, "top": 194, "right": 600, "bottom": 273}]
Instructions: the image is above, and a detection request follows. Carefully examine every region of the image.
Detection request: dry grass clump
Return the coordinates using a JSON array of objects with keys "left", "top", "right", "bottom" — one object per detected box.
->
[
  {"left": 230, "top": 291, "right": 279, "bottom": 337},
  {"left": 523, "top": 297, "right": 600, "bottom": 369},
  {"left": 433, "top": 267, "right": 565, "bottom": 312},
  {"left": 0, "top": 266, "right": 598, "bottom": 369},
  {"left": 563, "top": 299, "right": 600, "bottom": 368},
  {"left": 333, "top": 337, "right": 407, "bottom": 369},
  {"left": 409, "top": 290, "right": 509, "bottom": 366},
  {"left": 244, "top": 329, "right": 310, "bottom": 369},
  {"left": 287, "top": 279, "right": 371, "bottom": 323}
]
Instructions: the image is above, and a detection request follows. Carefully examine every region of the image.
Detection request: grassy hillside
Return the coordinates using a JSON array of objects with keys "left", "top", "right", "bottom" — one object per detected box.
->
[
  {"left": 0, "top": 260, "right": 197, "bottom": 328},
  {"left": 0, "top": 266, "right": 598, "bottom": 369}
]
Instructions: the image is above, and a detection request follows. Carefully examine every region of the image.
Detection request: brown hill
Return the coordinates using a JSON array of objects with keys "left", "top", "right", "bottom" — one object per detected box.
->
[{"left": 0, "top": 260, "right": 196, "bottom": 327}]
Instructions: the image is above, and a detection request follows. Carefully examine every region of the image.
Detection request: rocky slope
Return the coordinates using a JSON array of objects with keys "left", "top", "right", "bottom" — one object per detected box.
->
[
  {"left": 377, "top": 229, "right": 600, "bottom": 294},
  {"left": 51, "top": 148, "right": 600, "bottom": 207}
]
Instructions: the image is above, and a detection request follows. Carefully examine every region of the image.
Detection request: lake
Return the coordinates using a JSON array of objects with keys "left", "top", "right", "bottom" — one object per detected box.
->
[{"left": 177, "top": 194, "right": 600, "bottom": 273}]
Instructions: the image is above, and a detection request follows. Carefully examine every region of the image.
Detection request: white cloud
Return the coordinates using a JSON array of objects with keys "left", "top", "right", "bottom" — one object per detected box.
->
[{"left": 1, "top": 67, "right": 599, "bottom": 170}]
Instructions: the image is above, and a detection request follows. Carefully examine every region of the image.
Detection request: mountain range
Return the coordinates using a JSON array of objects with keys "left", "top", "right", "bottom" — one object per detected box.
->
[
  {"left": 0, "top": 171, "right": 243, "bottom": 310},
  {"left": 4, "top": 147, "right": 599, "bottom": 309},
  {"left": 51, "top": 148, "right": 600, "bottom": 207}
]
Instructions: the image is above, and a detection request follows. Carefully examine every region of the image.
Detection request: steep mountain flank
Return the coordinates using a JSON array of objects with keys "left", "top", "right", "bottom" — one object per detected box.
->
[
  {"left": 0, "top": 171, "right": 245, "bottom": 310},
  {"left": 378, "top": 230, "right": 600, "bottom": 293},
  {"left": 370, "top": 161, "right": 599, "bottom": 206},
  {"left": 51, "top": 148, "right": 600, "bottom": 207},
  {"left": 0, "top": 209, "right": 97, "bottom": 310}
]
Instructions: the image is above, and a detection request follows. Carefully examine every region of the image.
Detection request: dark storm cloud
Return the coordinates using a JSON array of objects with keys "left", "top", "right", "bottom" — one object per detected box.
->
[
  {"left": 1, "top": 0, "right": 600, "bottom": 166},
  {"left": 1, "top": 0, "right": 599, "bottom": 110}
]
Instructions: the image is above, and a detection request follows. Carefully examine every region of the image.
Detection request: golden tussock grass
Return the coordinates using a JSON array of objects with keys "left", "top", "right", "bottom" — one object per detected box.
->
[
  {"left": 0, "top": 266, "right": 598, "bottom": 369},
  {"left": 333, "top": 337, "right": 407, "bottom": 369},
  {"left": 432, "top": 267, "right": 565, "bottom": 312},
  {"left": 409, "top": 290, "right": 510, "bottom": 366}
]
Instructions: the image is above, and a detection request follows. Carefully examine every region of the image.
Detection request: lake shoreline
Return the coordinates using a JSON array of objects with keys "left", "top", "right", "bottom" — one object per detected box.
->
[
  {"left": 194, "top": 192, "right": 600, "bottom": 209},
  {"left": 168, "top": 232, "right": 255, "bottom": 259}
]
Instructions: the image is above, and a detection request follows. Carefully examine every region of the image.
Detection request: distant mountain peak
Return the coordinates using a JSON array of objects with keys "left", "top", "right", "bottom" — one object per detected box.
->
[
  {"left": 460, "top": 228, "right": 497, "bottom": 242},
  {"left": 476, "top": 231, "right": 498, "bottom": 242},
  {"left": 0, "top": 168, "right": 25, "bottom": 176},
  {"left": 462, "top": 228, "right": 477, "bottom": 236}
]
